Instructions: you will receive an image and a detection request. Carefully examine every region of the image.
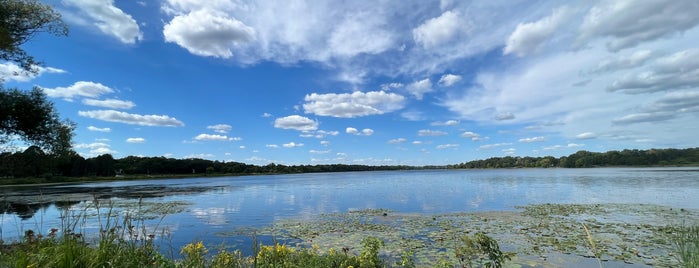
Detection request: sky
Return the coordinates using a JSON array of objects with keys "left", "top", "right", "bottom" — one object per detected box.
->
[{"left": 1, "top": 0, "right": 698, "bottom": 166}]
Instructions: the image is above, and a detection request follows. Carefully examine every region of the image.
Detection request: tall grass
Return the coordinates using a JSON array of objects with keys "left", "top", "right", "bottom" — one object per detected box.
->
[{"left": 672, "top": 224, "right": 699, "bottom": 268}]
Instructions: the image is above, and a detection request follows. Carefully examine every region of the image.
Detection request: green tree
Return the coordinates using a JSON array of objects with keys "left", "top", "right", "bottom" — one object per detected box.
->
[
  {"left": 1, "top": 0, "right": 68, "bottom": 73},
  {"left": 1, "top": 86, "right": 74, "bottom": 154}
]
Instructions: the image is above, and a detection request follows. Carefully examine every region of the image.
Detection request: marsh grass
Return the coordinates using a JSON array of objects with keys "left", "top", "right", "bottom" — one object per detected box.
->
[{"left": 672, "top": 223, "right": 699, "bottom": 268}]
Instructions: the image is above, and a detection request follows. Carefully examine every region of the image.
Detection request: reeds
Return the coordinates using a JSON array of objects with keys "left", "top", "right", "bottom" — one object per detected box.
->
[{"left": 672, "top": 224, "right": 699, "bottom": 268}]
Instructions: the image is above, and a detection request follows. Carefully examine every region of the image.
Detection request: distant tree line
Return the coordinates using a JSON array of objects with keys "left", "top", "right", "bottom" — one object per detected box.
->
[
  {"left": 0, "top": 147, "right": 420, "bottom": 179},
  {"left": 448, "top": 148, "right": 699, "bottom": 169},
  {"left": 1, "top": 147, "right": 697, "bottom": 180}
]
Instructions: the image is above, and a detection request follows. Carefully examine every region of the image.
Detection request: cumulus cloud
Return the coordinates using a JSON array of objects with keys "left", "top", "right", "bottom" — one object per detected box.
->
[
  {"left": 503, "top": 7, "right": 569, "bottom": 56},
  {"left": 266, "top": 144, "right": 279, "bottom": 148},
  {"left": 194, "top": 134, "right": 240, "bottom": 141},
  {"left": 82, "top": 98, "right": 135, "bottom": 109},
  {"left": 274, "top": 115, "right": 318, "bottom": 131},
  {"left": 320, "top": 140, "right": 330, "bottom": 146},
  {"left": 126, "top": 137, "right": 146, "bottom": 143},
  {"left": 418, "top": 129, "right": 447, "bottom": 136},
  {"left": 63, "top": 0, "right": 142, "bottom": 44},
  {"left": 43, "top": 81, "right": 114, "bottom": 101},
  {"left": 87, "top": 126, "right": 111, "bottom": 132},
  {"left": 413, "top": 10, "right": 466, "bottom": 49},
  {"left": 518, "top": 136, "right": 545, "bottom": 142},
  {"left": 163, "top": 9, "right": 255, "bottom": 58},
  {"left": 207, "top": 124, "right": 233, "bottom": 133},
  {"left": 74, "top": 142, "right": 117, "bottom": 156},
  {"left": 406, "top": 78, "right": 433, "bottom": 100},
  {"left": 309, "top": 149, "right": 331, "bottom": 154},
  {"left": 0, "top": 63, "right": 66, "bottom": 82},
  {"left": 300, "top": 130, "right": 339, "bottom": 139},
  {"left": 460, "top": 131, "right": 481, "bottom": 141},
  {"left": 575, "top": 0, "right": 699, "bottom": 51},
  {"left": 346, "top": 127, "right": 374, "bottom": 136},
  {"left": 438, "top": 74, "right": 462, "bottom": 87},
  {"left": 283, "top": 142, "right": 304, "bottom": 148},
  {"left": 303, "top": 91, "right": 405, "bottom": 118},
  {"left": 78, "top": 110, "right": 185, "bottom": 127}
]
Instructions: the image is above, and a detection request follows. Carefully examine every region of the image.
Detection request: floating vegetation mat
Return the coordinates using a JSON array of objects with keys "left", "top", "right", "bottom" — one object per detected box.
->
[{"left": 230, "top": 204, "right": 699, "bottom": 267}]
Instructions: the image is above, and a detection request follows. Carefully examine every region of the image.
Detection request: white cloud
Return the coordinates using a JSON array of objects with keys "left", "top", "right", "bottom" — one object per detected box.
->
[
  {"left": 503, "top": 7, "right": 569, "bottom": 57},
  {"left": 303, "top": 91, "right": 405, "bottom": 118},
  {"left": 82, "top": 98, "right": 135, "bottom": 109},
  {"left": 518, "top": 136, "right": 545, "bottom": 143},
  {"left": 0, "top": 63, "right": 66, "bottom": 82},
  {"left": 381, "top": 82, "right": 404, "bottom": 91},
  {"left": 185, "top": 153, "right": 215, "bottom": 159},
  {"left": 283, "top": 142, "right": 304, "bottom": 148},
  {"left": 274, "top": 115, "right": 318, "bottom": 131},
  {"left": 346, "top": 127, "right": 374, "bottom": 136},
  {"left": 406, "top": 78, "right": 433, "bottom": 100},
  {"left": 436, "top": 144, "right": 459, "bottom": 149},
  {"left": 502, "top": 148, "right": 516, "bottom": 155},
  {"left": 300, "top": 130, "right": 339, "bottom": 139},
  {"left": 309, "top": 149, "right": 331, "bottom": 154},
  {"left": 495, "top": 112, "right": 515, "bottom": 121},
  {"left": 74, "top": 142, "right": 117, "bottom": 156},
  {"left": 590, "top": 50, "right": 654, "bottom": 73},
  {"left": 575, "top": 132, "right": 597, "bottom": 139},
  {"left": 320, "top": 140, "right": 330, "bottom": 146},
  {"left": 478, "top": 143, "right": 512, "bottom": 150},
  {"left": 438, "top": 74, "right": 462, "bottom": 87},
  {"left": 78, "top": 110, "right": 185, "bottom": 127},
  {"left": 266, "top": 144, "right": 279, "bottom": 148},
  {"left": 607, "top": 49, "right": 699, "bottom": 94},
  {"left": 431, "top": 120, "right": 459, "bottom": 126},
  {"left": 194, "top": 134, "right": 240, "bottom": 141},
  {"left": 460, "top": 131, "right": 481, "bottom": 141},
  {"left": 163, "top": 9, "right": 255, "bottom": 58},
  {"left": 413, "top": 10, "right": 466, "bottom": 49},
  {"left": 43, "top": 81, "right": 114, "bottom": 101},
  {"left": 87, "top": 126, "right": 111, "bottom": 132},
  {"left": 126, "top": 137, "right": 146, "bottom": 143},
  {"left": 575, "top": 0, "right": 699, "bottom": 51},
  {"left": 63, "top": 0, "right": 143, "bottom": 44},
  {"left": 207, "top": 124, "right": 233, "bottom": 133},
  {"left": 418, "top": 129, "right": 447, "bottom": 136},
  {"left": 388, "top": 138, "right": 407, "bottom": 144}
]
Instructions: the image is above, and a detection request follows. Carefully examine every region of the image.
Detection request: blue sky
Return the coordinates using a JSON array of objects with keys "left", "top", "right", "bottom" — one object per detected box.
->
[{"left": 1, "top": 0, "right": 698, "bottom": 165}]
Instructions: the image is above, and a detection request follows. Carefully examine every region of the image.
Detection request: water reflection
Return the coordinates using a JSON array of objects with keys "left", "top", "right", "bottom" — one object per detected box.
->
[{"left": 1, "top": 168, "right": 698, "bottom": 247}]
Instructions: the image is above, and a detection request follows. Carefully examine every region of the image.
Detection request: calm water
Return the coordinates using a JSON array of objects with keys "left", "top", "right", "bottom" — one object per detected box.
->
[{"left": 2, "top": 168, "right": 698, "bottom": 253}]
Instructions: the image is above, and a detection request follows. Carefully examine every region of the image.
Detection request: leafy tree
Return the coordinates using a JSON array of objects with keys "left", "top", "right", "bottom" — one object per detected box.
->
[
  {"left": 1, "top": 0, "right": 68, "bottom": 73},
  {"left": 1, "top": 1, "right": 72, "bottom": 156},
  {"left": 1, "top": 86, "right": 74, "bottom": 154}
]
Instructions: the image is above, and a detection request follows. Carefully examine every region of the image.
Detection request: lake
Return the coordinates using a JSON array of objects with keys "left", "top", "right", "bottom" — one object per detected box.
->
[{"left": 2, "top": 168, "right": 698, "bottom": 267}]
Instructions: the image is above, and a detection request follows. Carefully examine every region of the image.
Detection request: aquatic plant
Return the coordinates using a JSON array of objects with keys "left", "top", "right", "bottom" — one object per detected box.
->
[{"left": 455, "top": 232, "right": 511, "bottom": 268}]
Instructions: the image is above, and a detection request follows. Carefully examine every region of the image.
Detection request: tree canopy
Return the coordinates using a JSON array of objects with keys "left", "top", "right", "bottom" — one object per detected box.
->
[
  {"left": 0, "top": 86, "right": 74, "bottom": 154},
  {"left": 0, "top": 0, "right": 68, "bottom": 73},
  {"left": 1, "top": 0, "right": 72, "bottom": 154}
]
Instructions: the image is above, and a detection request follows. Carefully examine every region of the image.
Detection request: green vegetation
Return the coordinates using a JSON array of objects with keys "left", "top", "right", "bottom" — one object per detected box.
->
[
  {"left": 672, "top": 224, "right": 699, "bottom": 267},
  {"left": 450, "top": 148, "right": 699, "bottom": 168},
  {"left": 2, "top": 148, "right": 698, "bottom": 185},
  {"left": 1, "top": 203, "right": 697, "bottom": 267}
]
